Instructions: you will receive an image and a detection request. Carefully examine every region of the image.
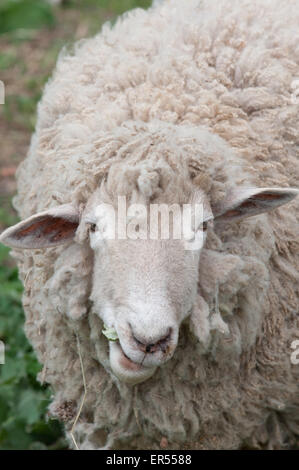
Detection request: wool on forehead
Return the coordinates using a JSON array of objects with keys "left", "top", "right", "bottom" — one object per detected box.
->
[{"left": 71, "top": 120, "right": 249, "bottom": 211}]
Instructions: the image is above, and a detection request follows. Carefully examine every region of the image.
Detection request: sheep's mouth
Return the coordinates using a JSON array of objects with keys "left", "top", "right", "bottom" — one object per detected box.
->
[
  {"left": 117, "top": 341, "right": 143, "bottom": 371},
  {"left": 109, "top": 340, "right": 156, "bottom": 384}
]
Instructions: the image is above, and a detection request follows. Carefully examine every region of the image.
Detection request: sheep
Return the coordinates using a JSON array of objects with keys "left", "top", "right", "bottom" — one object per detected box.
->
[{"left": 0, "top": 0, "right": 299, "bottom": 450}]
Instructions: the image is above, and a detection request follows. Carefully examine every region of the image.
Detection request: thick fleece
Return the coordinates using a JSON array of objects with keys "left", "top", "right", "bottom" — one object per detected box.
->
[{"left": 10, "top": 0, "right": 299, "bottom": 449}]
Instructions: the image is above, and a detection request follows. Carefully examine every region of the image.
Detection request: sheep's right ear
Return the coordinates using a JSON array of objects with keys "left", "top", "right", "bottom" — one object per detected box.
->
[
  {"left": 0, "top": 204, "right": 79, "bottom": 249},
  {"left": 213, "top": 187, "right": 299, "bottom": 223}
]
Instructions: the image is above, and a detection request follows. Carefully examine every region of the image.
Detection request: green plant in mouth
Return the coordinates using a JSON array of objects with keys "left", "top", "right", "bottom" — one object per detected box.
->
[{"left": 102, "top": 325, "right": 119, "bottom": 342}]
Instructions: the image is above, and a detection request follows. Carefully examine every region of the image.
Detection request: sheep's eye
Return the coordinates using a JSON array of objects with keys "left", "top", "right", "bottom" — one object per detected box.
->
[
  {"left": 89, "top": 223, "right": 97, "bottom": 233},
  {"left": 202, "top": 221, "right": 208, "bottom": 232}
]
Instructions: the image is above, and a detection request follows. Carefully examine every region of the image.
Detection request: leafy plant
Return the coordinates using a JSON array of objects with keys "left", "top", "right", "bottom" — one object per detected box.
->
[
  {"left": 0, "top": 0, "right": 55, "bottom": 35},
  {"left": 0, "top": 223, "right": 65, "bottom": 449},
  {"left": 68, "top": 0, "right": 152, "bottom": 14}
]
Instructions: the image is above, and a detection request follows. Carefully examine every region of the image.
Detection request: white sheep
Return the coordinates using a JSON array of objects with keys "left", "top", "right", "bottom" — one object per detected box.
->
[{"left": 1, "top": 0, "right": 299, "bottom": 450}]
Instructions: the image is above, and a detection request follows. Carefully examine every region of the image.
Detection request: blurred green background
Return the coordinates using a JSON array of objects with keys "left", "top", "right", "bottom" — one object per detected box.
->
[{"left": 0, "top": 0, "right": 151, "bottom": 450}]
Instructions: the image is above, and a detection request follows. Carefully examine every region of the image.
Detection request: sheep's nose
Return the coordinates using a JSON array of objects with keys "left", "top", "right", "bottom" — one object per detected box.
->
[{"left": 132, "top": 328, "right": 172, "bottom": 354}]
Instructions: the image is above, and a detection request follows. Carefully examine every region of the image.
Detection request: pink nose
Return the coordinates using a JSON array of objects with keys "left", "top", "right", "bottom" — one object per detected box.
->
[{"left": 131, "top": 328, "right": 172, "bottom": 354}]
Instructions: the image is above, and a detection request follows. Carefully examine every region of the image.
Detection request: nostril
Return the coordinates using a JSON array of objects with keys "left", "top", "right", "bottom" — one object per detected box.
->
[
  {"left": 132, "top": 328, "right": 172, "bottom": 354},
  {"left": 159, "top": 334, "right": 171, "bottom": 354}
]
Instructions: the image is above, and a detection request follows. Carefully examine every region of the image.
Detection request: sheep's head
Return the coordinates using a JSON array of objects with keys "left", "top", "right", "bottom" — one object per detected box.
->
[
  {"left": 1, "top": 124, "right": 298, "bottom": 385},
  {"left": 83, "top": 182, "right": 212, "bottom": 384},
  {"left": 1, "top": 177, "right": 298, "bottom": 385}
]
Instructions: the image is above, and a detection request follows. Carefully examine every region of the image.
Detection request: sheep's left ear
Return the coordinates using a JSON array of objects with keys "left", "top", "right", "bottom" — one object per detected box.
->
[
  {"left": 214, "top": 187, "right": 299, "bottom": 223},
  {"left": 0, "top": 204, "right": 80, "bottom": 249}
]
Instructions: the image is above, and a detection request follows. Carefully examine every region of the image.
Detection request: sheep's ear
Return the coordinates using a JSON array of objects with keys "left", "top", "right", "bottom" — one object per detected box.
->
[
  {"left": 214, "top": 187, "right": 299, "bottom": 223},
  {"left": 0, "top": 204, "right": 79, "bottom": 249}
]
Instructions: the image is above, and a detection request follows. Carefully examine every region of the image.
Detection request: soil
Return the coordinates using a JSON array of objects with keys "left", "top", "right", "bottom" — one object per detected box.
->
[{"left": 0, "top": 5, "right": 112, "bottom": 229}]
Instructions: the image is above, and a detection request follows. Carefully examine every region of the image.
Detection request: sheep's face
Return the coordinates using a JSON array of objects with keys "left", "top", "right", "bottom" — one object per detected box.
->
[
  {"left": 0, "top": 178, "right": 297, "bottom": 385},
  {"left": 90, "top": 239, "right": 203, "bottom": 384},
  {"left": 85, "top": 190, "right": 211, "bottom": 384}
]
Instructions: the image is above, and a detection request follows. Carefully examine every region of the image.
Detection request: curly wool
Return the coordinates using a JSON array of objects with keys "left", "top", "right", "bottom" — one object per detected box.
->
[{"left": 11, "top": 0, "right": 299, "bottom": 449}]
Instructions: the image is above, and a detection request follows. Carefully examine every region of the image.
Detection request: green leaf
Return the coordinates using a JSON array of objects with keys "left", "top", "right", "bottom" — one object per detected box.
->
[
  {"left": 0, "top": 0, "right": 55, "bottom": 35},
  {"left": 17, "top": 390, "right": 45, "bottom": 425},
  {"left": 0, "top": 356, "right": 27, "bottom": 384},
  {"left": 102, "top": 325, "right": 119, "bottom": 342},
  {"left": 0, "top": 417, "right": 33, "bottom": 449}
]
